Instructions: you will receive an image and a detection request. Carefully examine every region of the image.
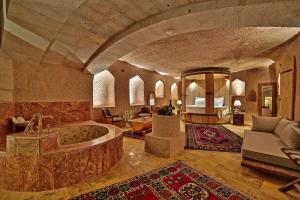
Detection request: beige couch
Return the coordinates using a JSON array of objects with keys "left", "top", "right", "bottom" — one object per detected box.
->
[{"left": 242, "top": 116, "right": 300, "bottom": 171}]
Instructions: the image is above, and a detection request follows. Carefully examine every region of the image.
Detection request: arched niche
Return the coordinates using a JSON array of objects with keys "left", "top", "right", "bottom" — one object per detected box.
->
[
  {"left": 155, "top": 80, "right": 164, "bottom": 98},
  {"left": 231, "top": 79, "right": 245, "bottom": 96},
  {"left": 129, "top": 75, "right": 145, "bottom": 106},
  {"left": 171, "top": 83, "right": 178, "bottom": 100},
  {"left": 93, "top": 70, "right": 115, "bottom": 107}
]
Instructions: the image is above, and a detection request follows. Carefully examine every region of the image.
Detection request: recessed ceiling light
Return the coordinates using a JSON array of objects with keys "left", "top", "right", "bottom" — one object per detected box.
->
[{"left": 166, "top": 28, "right": 175, "bottom": 35}]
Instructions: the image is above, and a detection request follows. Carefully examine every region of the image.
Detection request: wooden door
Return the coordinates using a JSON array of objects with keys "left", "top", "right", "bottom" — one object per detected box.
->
[{"left": 278, "top": 57, "right": 296, "bottom": 120}]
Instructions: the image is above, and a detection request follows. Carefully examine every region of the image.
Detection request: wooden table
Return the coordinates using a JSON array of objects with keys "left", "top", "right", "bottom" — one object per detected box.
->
[
  {"left": 279, "top": 147, "right": 300, "bottom": 193},
  {"left": 129, "top": 117, "right": 152, "bottom": 135}
]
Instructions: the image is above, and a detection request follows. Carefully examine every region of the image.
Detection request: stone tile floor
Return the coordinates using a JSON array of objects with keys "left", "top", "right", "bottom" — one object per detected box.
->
[{"left": 0, "top": 124, "right": 299, "bottom": 199}]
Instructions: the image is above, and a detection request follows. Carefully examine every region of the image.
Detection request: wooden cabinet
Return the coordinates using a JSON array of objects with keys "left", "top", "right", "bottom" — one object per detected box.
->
[{"left": 233, "top": 113, "right": 244, "bottom": 125}]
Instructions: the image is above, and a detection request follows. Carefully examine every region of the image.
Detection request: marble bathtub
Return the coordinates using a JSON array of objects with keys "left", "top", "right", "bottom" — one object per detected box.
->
[{"left": 0, "top": 121, "right": 123, "bottom": 191}]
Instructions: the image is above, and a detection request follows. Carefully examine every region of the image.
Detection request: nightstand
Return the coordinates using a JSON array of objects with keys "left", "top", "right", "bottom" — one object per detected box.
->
[{"left": 233, "top": 113, "right": 244, "bottom": 125}]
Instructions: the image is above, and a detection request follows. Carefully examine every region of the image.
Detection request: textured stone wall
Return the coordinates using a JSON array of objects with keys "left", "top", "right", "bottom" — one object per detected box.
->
[
  {"left": 266, "top": 34, "right": 300, "bottom": 122},
  {"left": 231, "top": 67, "right": 276, "bottom": 122},
  {"left": 0, "top": 50, "right": 13, "bottom": 102},
  {"left": 92, "top": 61, "right": 179, "bottom": 120},
  {"left": 0, "top": 32, "right": 93, "bottom": 134}
]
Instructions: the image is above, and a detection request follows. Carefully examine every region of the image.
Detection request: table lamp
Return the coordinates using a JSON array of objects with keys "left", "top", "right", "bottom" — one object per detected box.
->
[{"left": 233, "top": 99, "right": 242, "bottom": 113}]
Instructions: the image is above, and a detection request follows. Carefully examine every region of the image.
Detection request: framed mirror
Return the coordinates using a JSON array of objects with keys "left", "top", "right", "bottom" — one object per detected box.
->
[{"left": 258, "top": 82, "right": 277, "bottom": 117}]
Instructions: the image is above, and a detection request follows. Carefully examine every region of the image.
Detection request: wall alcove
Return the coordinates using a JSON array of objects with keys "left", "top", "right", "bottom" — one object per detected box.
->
[
  {"left": 171, "top": 83, "right": 178, "bottom": 100},
  {"left": 129, "top": 75, "right": 145, "bottom": 106},
  {"left": 181, "top": 67, "right": 231, "bottom": 124},
  {"left": 93, "top": 70, "right": 115, "bottom": 108},
  {"left": 155, "top": 80, "right": 164, "bottom": 98}
]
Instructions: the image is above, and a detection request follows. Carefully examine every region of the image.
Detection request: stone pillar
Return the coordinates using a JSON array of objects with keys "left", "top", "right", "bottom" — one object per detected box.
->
[{"left": 144, "top": 114, "right": 185, "bottom": 158}]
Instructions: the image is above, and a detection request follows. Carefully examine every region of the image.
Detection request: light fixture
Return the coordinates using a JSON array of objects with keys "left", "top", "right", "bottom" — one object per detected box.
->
[
  {"left": 165, "top": 28, "right": 175, "bottom": 35},
  {"left": 233, "top": 99, "right": 242, "bottom": 113},
  {"left": 177, "top": 100, "right": 182, "bottom": 105},
  {"left": 234, "top": 100, "right": 242, "bottom": 107}
]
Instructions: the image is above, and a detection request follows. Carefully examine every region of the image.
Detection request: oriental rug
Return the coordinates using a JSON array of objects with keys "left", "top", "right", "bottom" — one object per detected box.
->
[
  {"left": 70, "top": 161, "right": 252, "bottom": 200},
  {"left": 185, "top": 124, "right": 243, "bottom": 152}
]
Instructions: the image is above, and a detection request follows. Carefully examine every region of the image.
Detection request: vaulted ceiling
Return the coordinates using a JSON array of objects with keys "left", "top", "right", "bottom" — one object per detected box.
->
[{"left": 2, "top": 0, "right": 300, "bottom": 76}]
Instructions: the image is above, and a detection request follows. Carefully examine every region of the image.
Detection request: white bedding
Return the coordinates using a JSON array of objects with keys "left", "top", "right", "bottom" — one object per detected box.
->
[{"left": 186, "top": 105, "right": 230, "bottom": 118}]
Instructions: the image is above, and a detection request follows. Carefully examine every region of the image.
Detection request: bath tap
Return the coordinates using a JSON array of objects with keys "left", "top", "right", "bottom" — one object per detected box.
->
[{"left": 24, "top": 113, "right": 54, "bottom": 134}]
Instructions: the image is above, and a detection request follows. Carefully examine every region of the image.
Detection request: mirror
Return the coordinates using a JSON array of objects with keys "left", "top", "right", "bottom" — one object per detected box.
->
[
  {"left": 258, "top": 83, "right": 277, "bottom": 117},
  {"left": 149, "top": 92, "right": 155, "bottom": 106}
]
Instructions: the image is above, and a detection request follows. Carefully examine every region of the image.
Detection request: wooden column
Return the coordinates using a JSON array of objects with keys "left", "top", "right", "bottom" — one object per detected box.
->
[
  {"left": 205, "top": 74, "right": 214, "bottom": 114},
  {"left": 181, "top": 77, "right": 186, "bottom": 112},
  {"left": 0, "top": 0, "right": 3, "bottom": 47}
]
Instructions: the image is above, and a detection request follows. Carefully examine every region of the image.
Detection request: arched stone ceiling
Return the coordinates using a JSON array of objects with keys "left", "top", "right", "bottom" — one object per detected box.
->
[
  {"left": 120, "top": 27, "right": 300, "bottom": 76},
  {"left": 4, "top": 0, "right": 300, "bottom": 75}
]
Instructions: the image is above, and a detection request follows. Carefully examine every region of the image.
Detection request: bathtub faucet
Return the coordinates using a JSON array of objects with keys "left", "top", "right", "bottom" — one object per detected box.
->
[{"left": 24, "top": 113, "right": 54, "bottom": 134}]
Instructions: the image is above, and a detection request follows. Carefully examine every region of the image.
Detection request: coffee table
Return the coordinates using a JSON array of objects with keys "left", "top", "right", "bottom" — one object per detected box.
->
[{"left": 129, "top": 117, "right": 152, "bottom": 135}]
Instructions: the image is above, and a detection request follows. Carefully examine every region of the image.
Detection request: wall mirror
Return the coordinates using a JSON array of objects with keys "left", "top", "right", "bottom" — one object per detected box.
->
[{"left": 258, "top": 82, "right": 277, "bottom": 117}]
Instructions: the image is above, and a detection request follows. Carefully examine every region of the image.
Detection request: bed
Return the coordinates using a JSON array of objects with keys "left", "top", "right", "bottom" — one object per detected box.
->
[{"left": 185, "top": 97, "right": 231, "bottom": 119}]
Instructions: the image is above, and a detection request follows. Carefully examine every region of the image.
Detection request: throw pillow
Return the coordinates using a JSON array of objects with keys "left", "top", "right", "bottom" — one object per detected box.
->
[
  {"left": 251, "top": 115, "right": 282, "bottom": 132},
  {"left": 279, "top": 124, "right": 300, "bottom": 149},
  {"left": 274, "top": 118, "right": 294, "bottom": 137}
]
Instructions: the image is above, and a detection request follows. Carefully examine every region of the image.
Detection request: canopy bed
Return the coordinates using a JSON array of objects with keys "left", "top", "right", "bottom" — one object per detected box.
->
[{"left": 181, "top": 67, "right": 231, "bottom": 124}]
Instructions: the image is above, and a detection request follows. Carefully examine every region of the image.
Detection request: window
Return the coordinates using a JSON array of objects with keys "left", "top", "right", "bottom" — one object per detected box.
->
[
  {"left": 171, "top": 83, "right": 178, "bottom": 100},
  {"left": 155, "top": 80, "right": 164, "bottom": 98},
  {"left": 93, "top": 70, "right": 115, "bottom": 107},
  {"left": 129, "top": 75, "right": 145, "bottom": 106}
]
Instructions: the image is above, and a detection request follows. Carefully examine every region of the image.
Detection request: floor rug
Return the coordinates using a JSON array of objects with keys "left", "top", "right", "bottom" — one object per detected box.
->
[
  {"left": 185, "top": 124, "right": 243, "bottom": 152},
  {"left": 123, "top": 130, "right": 150, "bottom": 140},
  {"left": 70, "top": 161, "right": 252, "bottom": 200}
]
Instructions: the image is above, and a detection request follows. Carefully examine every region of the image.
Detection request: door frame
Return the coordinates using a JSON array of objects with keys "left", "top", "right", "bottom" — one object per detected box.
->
[{"left": 258, "top": 82, "right": 277, "bottom": 117}]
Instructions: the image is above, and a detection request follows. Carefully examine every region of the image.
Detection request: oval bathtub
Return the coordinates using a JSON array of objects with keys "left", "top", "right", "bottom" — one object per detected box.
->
[
  {"left": 57, "top": 125, "right": 110, "bottom": 145},
  {"left": 0, "top": 121, "right": 123, "bottom": 192}
]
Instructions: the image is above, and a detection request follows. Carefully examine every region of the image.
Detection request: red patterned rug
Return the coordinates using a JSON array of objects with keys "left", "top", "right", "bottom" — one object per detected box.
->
[
  {"left": 70, "top": 161, "right": 252, "bottom": 200},
  {"left": 185, "top": 124, "right": 243, "bottom": 152}
]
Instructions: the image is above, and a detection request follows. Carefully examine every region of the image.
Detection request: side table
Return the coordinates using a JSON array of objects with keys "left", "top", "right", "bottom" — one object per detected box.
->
[{"left": 233, "top": 112, "right": 244, "bottom": 125}]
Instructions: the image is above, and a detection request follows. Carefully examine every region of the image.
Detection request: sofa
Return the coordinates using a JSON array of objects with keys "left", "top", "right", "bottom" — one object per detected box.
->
[{"left": 242, "top": 115, "right": 300, "bottom": 172}]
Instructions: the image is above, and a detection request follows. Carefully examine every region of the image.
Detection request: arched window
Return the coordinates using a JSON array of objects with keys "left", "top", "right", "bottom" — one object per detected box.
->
[
  {"left": 171, "top": 83, "right": 178, "bottom": 100},
  {"left": 231, "top": 79, "right": 245, "bottom": 96},
  {"left": 93, "top": 70, "right": 115, "bottom": 107},
  {"left": 129, "top": 75, "right": 145, "bottom": 106},
  {"left": 155, "top": 80, "right": 164, "bottom": 98}
]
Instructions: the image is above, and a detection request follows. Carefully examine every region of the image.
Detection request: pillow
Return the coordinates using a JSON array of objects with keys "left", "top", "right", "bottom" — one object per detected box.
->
[
  {"left": 195, "top": 97, "right": 205, "bottom": 107},
  {"left": 214, "top": 97, "right": 224, "bottom": 107},
  {"left": 251, "top": 115, "right": 282, "bottom": 133},
  {"left": 279, "top": 124, "right": 300, "bottom": 149},
  {"left": 274, "top": 118, "right": 294, "bottom": 136}
]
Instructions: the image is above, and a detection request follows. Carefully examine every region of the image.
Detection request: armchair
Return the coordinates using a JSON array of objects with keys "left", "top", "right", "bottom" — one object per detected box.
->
[
  {"left": 102, "top": 109, "right": 124, "bottom": 127},
  {"left": 137, "top": 106, "right": 151, "bottom": 118}
]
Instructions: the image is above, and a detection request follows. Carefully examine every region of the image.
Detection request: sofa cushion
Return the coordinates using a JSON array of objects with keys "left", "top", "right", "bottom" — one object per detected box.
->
[
  {"left": 279, "top": 124, "right": 300, "bottom": 149},
  {"left": 242, "top": 130, "right": 300, "bottom": 170},
  {"left": 274, "top": 118, "right": 294, "bottom": 137},
  {"left": 251, "top": 115, "right": 282, "bottom": 133}
]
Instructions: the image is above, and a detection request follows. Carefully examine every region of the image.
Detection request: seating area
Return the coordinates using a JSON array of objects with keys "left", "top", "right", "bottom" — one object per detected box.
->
[{"left": 1, "top": 1, "right": 300, "bottom": 199}]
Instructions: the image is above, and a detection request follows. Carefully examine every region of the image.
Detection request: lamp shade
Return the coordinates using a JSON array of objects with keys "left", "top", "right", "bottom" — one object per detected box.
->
[
  {"left": 177, "top": 100, "right": 182, "bottom": 105},
  {"left": 234, "top": 100, "right": 242, "bottom": 107}
]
